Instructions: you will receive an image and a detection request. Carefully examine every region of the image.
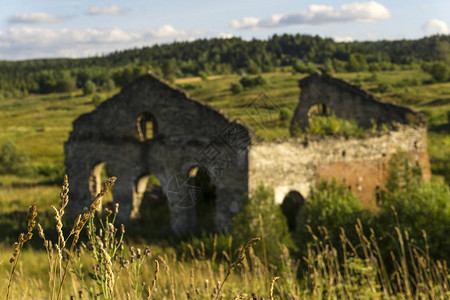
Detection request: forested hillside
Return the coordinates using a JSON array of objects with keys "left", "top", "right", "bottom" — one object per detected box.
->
[{"left": 1, "top": 34, "right": 450, "bottom": 99}]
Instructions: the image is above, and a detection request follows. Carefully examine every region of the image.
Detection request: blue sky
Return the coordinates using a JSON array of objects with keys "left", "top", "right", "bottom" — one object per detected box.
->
[{"left": 0, "top": 0, "right": 449, "bottom": 60}]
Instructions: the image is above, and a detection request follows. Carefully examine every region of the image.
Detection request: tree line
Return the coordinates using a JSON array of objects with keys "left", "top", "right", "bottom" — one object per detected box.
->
[{"left": 0, "top": 33, "right": 449, "bottom": 98}]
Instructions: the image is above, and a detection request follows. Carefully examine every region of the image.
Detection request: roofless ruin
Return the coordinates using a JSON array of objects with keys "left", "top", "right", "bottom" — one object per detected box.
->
[{"left": 65, "top": 73, "right": 430, "bottom": 234}]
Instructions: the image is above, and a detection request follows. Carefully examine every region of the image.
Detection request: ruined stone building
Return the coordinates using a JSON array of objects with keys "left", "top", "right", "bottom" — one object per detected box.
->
[{"left": 65, "top": 73, "right": 430, "bottom": 234}]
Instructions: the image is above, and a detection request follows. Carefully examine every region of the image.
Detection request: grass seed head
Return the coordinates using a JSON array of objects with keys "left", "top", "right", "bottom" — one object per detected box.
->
[
  {"left": 25, "top": 204, "right": 37, "bottom": 240},
  {"left": 58, "top": 174, "right": 69, "bottom": 217},
  {"left": 269, "top": 276, "right": 279, "bottom": 299},
  {"left": 37, "top": 223, "right": 45, "bottom": 240}
]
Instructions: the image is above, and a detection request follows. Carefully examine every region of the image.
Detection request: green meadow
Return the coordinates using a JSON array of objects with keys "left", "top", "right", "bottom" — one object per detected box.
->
[
  {"left": 0, "top": 69, "right": 449, "bottom": 207},
  {"left": 0, "top": 69, "right": 449, "bottom": 299}
]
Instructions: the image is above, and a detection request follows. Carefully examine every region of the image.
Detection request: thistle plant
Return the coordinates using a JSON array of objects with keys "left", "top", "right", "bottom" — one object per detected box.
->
[
  {"left": 71, "top": 203, "right": 125, "bottom": 299},
  {"left": 129, "top": 246, "right": 152, "bottom": 299},
  {"left": 71, "top": 200, "right": 155, "bottom": 300},
  {"left": 56, "top": 175, "right": 117, "bottom": 300}
]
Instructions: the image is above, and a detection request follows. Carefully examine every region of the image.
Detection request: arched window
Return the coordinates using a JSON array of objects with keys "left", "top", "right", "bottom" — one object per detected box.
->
[
  {"left": 280, "top": 191, "right": 304, "bottom": 231},
  {"left": 137, "top": 112, "right": 157, "bottom": 141},
  {"left": 187, "top": 166, "right": 216, "bottom": 232},
  {"left": 308, "top": 103, "right": 332, "bottom": 120},
  {"left": 89, "top": 162, "right": 114, "bottom": 211},
  {"left": 306, "top": 103, "right": 336, "bottom": 133}
]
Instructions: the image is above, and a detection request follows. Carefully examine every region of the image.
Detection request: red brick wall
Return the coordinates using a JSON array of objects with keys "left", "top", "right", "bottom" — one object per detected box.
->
[{"left": 316, "top": 150, "right": 431, "bottom": 208}]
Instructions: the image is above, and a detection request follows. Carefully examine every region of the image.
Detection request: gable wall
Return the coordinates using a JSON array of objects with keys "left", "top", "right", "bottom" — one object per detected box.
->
[
  {"left": 68, "top": 76, "right": 233, "bottom": 143},
  {"left": 65, "top": 75, "right": 251, "bottom": 233},
  {"left": 291, "top": 74, "right": 420, "bottom": 132}
]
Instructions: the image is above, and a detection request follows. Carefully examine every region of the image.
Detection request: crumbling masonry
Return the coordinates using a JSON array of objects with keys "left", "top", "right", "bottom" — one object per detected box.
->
[{"left": 65, "top": 73, "right": 430, "bottom": 234}]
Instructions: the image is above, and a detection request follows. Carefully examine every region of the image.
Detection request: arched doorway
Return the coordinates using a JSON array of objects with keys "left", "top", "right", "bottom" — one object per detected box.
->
[
  {"left": 133, "top": 173, "right": 171, "bottom": 237},
  {"left": 280, "top": 191, "right": 304, "bottom": 231},
  {"left": 187, "top": 166, "right": 216, "bottom": 232},
  {"left": 132, "top": 174, "right": 165, "bottom": 217}
]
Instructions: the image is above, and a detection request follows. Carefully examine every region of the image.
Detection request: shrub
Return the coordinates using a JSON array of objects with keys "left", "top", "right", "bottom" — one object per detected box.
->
[
  {"left": 323, "top": 58, "right": 334, "bottom": 73},
  {"left": 428, "top": 62, "right": 449, "bottom": 82},
  {"left": 375, "top": 183, "right": 450, "bottom": 263},
  {"left": 384, "top": 151, "right": 422, "bottom": 194},
  {"left": 0, "top": 141, "right": 31, "bottom": 175},
  {"left": 254, "top": 75, "right": 268, "bottom": 86},
  {"left": 36, "top": 163, "right": 64, "bottom": 182},
  {"left": 179, "top": 83, "right": 202, "bottom": 91},
  {"left": 54, "top": 78, "right": 77, "bottom": 93},
  {"left": 295, "top": 180, "right": 370, "bottom": 256},
  {"left": 365, "top": 72, "right": 378, "bottom": 82},
  {"left": 292, "top": 60, "right": 318, "bottom": 74},
  {"left": 102, "top": 78, "right": 116, "bottom": 92},
  {"left": 76, "top": 70, "right": 91, "bottom": 88},
  {"left": 198, "top": 71, "right": 208, "bottom": 81},
  {"left": 306, "top": 114, "right": 364, "bottom": 137},
  {"left": 246, "top": 59, "right": 261, "bottom": 74},
  {"left": 348, "top": 53, "right": 368, "bottom": 72},
  {"left": 239, "top": 75, "right": 268, "bottom": 89},
  {"left": 368, "top": 62, "right": 381, "bottom": 72},
  {"left": 165, "top": 74, "right": 176, "bottom": 83},
  {"left": 279, "top": 107, "right": 293, "bottom": 121},
  {"left": 231, "top": 184, "right": 293, "bottom": 266},
  {"left": 91, "top": 94, "right": 102, "bottom": 105},
  {"left": 239, "top": 76, "right": 254, "bottom": 88},
  {"left": 373, "top": 152, "right": 450, "bottom": 262},
  {"left": 377, "top": 83, "right": 393, "bottom": 93},
  {"left": 332, "top": 58, "right": 348, "bottom": 73},
  {"left": 82, "top": 80, "right": 96, "bottom": 95},
  {"left": 230, "top": 82, "right": 243, "bottom": 94}
]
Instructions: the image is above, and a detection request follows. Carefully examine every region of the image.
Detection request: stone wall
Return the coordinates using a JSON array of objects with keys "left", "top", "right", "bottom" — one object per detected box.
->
[
  {"left": 65, "top": 74, "right": 251, "bottom": 234},
  {"left": 248, "top": 125, "right": 430, "bottom": 208},
  {"left": 291, "top": 73, "right": 423, "bottom": 133},
  {"left": 65, "top": 73, "right": 431, "bottom": 235}
]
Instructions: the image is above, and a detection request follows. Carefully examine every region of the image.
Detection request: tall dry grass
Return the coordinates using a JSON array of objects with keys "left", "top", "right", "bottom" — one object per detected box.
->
[
  {"left": 2, "top": 175, "right": 449, "bottom": 299},
  {"left": 302, "top": 221, "right": 449, "bottom": 298}
]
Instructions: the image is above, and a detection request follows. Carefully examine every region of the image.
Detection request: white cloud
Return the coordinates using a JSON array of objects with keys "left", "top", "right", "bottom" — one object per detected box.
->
[
  {"left": 334, "top": 36, "right": 354, "bottom": 42},
  {"left": 219, "top": 33, "right": 234, "bottom": 39},
  {"left": 87, "top": 5, "right": 129, "bottom": 16},
  {"left": 2, "top": 27, "right": 137, "bottom": 46},
  {"left": 230, "top": 17, "right": 259, "bottom": 30},
  {"left": 7, "top": 12, "right": 66, "bottom": 24},
  {"left": 422, "top": 19, "right": 449, "bottom": 35},
  {"left": 230, "top": 1, "right": 390, "bottom": 29},
  {"left": 145, "top": 25, "right": 186, "bottom": 38},
  {"left": 0, "top": 25, "right": 202, "bottom": 60}
]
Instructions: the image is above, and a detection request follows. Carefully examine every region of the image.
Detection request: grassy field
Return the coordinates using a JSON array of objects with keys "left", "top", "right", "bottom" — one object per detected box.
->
[
  {"left": 0, "top": 70, "right": 448, "bottom": 298},
  {"left": 1, "top": 181, "right": 448, "bottom": 299}
]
